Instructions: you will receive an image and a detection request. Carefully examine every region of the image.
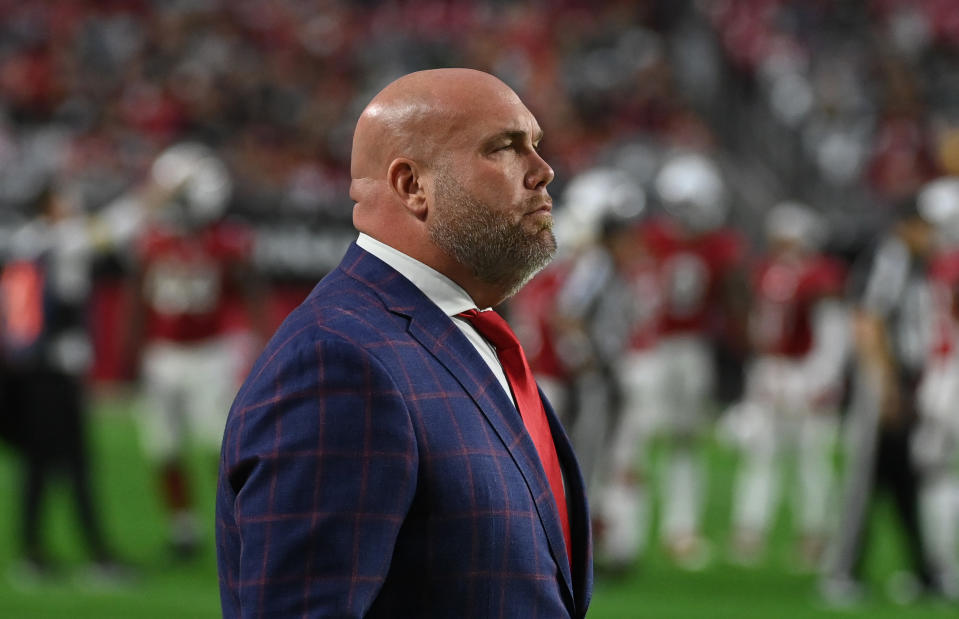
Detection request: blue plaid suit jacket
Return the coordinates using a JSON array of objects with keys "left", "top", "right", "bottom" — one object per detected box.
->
[{"left": 216, "top": 243, "right": 592, "bottom": 618}]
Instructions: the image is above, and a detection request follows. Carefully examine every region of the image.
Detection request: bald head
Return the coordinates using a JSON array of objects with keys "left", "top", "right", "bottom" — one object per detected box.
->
[{"left": 351, "top": 69, "right": 521, "bottom": 186}]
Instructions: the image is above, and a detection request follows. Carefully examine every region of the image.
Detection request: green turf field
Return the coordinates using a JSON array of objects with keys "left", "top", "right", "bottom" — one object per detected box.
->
[{"left": 0, "top": 394, "right": 954, "bottom": 618}]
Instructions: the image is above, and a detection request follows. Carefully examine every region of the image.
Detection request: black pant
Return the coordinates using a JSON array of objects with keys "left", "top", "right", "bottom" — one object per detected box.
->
[
  {"left": 851, "top": 419, "right": 935, "bottom": 586},
  {"left": 833, "top": 372, "right": 936, "bottom": 588},
  {"left": 3, "top": 367, "right": 108, "bottom": 562}
]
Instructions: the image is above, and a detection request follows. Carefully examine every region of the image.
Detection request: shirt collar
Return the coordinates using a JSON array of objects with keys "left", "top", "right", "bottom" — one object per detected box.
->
[{"left": 356, "top": 233, "right": 478, "bottom": 316}]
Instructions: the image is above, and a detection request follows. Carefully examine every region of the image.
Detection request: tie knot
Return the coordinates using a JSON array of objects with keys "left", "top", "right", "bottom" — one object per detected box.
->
[{"left": 457, "top": 309, "right": 520, "bottom": 351}]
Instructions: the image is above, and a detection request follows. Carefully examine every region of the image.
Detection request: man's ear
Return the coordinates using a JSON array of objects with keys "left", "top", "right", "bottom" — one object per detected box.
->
[{"left": 387, "top": 158, "right": 428, "bottom": 220}]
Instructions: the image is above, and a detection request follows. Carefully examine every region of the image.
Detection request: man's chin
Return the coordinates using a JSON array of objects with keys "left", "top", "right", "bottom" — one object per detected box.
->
[
  {"left": 533, "top": 227, "right": 557, "bottom": 256},
  {"left": 521, "top": 214, "right": 553, "bottom": 238}
]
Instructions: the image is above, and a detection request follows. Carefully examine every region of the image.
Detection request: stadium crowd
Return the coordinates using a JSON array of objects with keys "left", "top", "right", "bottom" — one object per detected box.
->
[{"left": 1, "top": 0, "right": 959, "bottom": 607}]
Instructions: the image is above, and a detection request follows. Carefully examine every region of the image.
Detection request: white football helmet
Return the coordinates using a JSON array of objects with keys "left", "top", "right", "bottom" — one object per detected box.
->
[
  {"left": 917, "top": 176, "right": 959, "bottom": 245},
  {"left": 554, "top": 167, "right": 646, "bottom": 251},
  {"left": 152, "top": 142, "right": 233, "bottom": 225},
  {"left": 654, "top": 152, "right": 726, "bottom": 233},
  {"left": 764, "top": 200, "right": 826, "bottom": 250}
]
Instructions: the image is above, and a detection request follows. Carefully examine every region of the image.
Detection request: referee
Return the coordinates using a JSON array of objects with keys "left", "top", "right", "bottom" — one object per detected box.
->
[{"left": 820, "top": 204, "right": 943, "bottom": 603}]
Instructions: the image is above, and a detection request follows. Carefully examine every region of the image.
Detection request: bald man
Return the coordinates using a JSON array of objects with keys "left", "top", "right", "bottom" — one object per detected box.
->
[{"left": 215, "top": 69, "right": 592, "bottom": 618}]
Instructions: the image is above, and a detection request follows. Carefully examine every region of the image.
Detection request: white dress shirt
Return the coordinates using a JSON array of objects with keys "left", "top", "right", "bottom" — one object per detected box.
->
[{"left": 356, "top": 233, "right": 515, "bottom": 404}]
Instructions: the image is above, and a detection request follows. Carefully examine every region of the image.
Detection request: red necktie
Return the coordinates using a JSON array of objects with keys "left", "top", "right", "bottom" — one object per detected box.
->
[{"left": 458, "top": 309, "right": 572, "bottom": 564}]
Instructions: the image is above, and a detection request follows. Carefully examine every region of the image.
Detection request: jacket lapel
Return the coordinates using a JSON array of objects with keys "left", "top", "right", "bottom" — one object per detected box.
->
[
  {"left": 340, "top": 244, "right": 577, "bottom": 602},
  {"left": 546, "top": 397, "right": 592, "bottom": 615}
]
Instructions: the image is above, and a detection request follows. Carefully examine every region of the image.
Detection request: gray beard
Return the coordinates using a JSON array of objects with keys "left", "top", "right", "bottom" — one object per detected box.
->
[{"left": 429, "top": 172, "right": 556, "bottom": 299}]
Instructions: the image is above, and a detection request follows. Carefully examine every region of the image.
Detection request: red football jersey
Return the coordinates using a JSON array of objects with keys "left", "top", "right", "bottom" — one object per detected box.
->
[
  {"left": 748, "top": 253, "right": 845, "bottom": 357},
  {"left": 927, "top": 248, "right": 959, "bottom": 359},
  {"left": 509, "top": 261, "right": 572, "bottom": 381},
  {"left": 137, "top": 220, "right": 254, "bottom": 343},
  {"left": 640, "top": 217, "right": 745, "bottom": 336},
  {"left": 622, "top": 255, "right": 663, "bottom": 352}
]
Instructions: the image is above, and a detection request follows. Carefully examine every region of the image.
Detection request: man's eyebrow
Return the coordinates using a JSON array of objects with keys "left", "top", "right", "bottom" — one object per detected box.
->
[{"left": 487, "top": 129, "right": 544, "bottom": 144}]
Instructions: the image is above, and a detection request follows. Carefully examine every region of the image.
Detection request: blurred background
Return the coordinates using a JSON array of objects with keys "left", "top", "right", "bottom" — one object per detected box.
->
[{"left": 1, "top": 0, "right": 959, "bottom": 617}]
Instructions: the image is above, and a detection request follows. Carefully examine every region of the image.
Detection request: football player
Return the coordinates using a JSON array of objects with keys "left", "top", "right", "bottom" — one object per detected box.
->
[
  {"left": 539, "top": 167, "right": 654, "bottom": 570},
  {"left": 913, "top": 176, "right": 959, "bottom": 594},
  {"left": 640, "top": 151, "right": 748, "bottom": 569},
  {"left": 593, "top": 189, "right": 663, "bottom": 572},
  {"left": 126, "top": 142, "right": 265, "bottom": 559},
  {"left": 722, "top": 201, "right": 849, "bottom": 569}
]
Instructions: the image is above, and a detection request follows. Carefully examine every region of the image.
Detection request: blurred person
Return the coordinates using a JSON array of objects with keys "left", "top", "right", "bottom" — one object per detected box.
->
[
  {"left": 510, "top": 169, "right": 649, "bottom": 575},
  {"left": 125, "top": 142, "right": 264, "bottom": 560},
  {"left": 720, "top": 201, "right": 849, "bottom": 569},
  {"left": 638, "top": 151, "right": 748, "bottom": 569},
  {"left": 550, "top": 167, "right": 647, "bottom": 500},
  {"left": 216, "top": 68, "right": 592, "bottom": 618},
  {"left": 547, "top": 166, "right": 662, "bottom": 572},
  {"left": 593, "top": 227, "right": 663, "bottom": 573},
  {"left": 0, "top": 180, "right": 154, "bottom": 583},
  {"left": 912, "top": 176, "right": 959, "bottom": 596},
  {"left": 594, "top": 247, "right": 665, "bottom": 573},
  {"left": 820, "top": 198, "right": 948, "bottom": 604}
]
